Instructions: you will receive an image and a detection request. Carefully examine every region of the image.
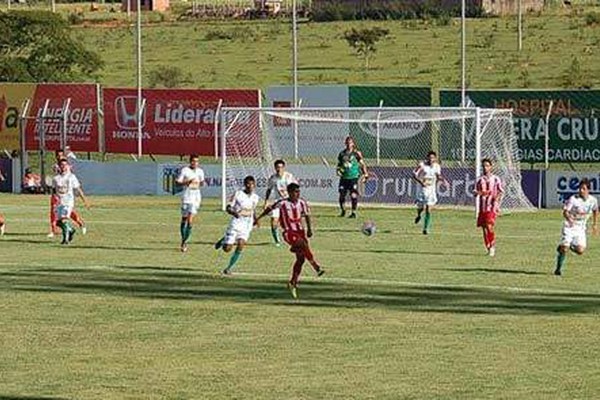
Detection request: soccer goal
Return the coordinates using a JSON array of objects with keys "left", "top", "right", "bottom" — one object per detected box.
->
[{"left": 219, "top": 107, "right": 535, "bottom": 211}]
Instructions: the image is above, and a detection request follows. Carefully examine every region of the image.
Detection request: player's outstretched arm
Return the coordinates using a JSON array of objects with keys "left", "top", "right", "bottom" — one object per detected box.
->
[
  {"left": 76, "top": 188, "right": 90, "bottom": 209},
  {"left": 226, "top": 205, "right": 240, "bottom": 219},
  {"left": 305, "top": 215, "right": 313, "bottom": 238}
]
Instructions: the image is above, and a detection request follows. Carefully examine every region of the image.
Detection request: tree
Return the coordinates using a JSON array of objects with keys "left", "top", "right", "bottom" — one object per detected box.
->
[
  {"left": 148, "top": 65, "right": 192, "bottom": 88},
  {"left": 0, "top": 11, "right": 103, "bottom": 82},
  {"left": 343, "top": 27, "right": 389, "bottom": 71}
]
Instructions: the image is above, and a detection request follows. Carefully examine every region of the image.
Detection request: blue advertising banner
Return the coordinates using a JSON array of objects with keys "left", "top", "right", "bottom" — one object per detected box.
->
[{"left": 546, "top": 170, "right": 600, "bottom": 208}]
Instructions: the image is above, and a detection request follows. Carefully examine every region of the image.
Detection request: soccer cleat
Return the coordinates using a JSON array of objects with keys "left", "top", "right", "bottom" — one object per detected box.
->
[
  {"left": 81, "top": 225, "right": 87, "bottom": 235},
  {"left": 488, "top": 246, "right": 496, "bottom": 257},
  {"left": 422, "top": 229, "right": 428, "bottom": 235},
  {"left": 47, "top": 232, "right": 55, "bottom": 238},
  {"left": 60, "top": 239, "right": 69, "bottom": 245},
  {"left": 553, "top": 268, "right": 562, "bottom": 276},
  {"left": 349, "top": 213, "right": 357, "bottom": 219},
  {"left": 0, "top": 224, "right": 5, "bottom": 236},
  {"left": 317, "top": 268, "right": 325, "bottom": 277},
  {"left": 287, "top": 282, "right": 298, "bottom": 299},
  {"left": 339, "top": 210, "right": 346, "bottom": 217},
  {"left": 221, "top": 268, "right": 231, "bottom": 275},
  {"left": 181, "top": 243, "right": 188, "bottom": 253},
  {"left": 275, "top": 242, "right": 281, "bottom": 247},
  {"left": 67, "top": 229, "right": 76, "bottom": 243},
  {"left": 414, "top": 215, "right": 421, "bottom": 224},
  {"left": 214, "top": 238, "right": 223, "bottom": 250}
]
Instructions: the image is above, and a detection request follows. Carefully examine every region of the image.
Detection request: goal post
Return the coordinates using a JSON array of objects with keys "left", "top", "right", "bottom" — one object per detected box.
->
[{"left": 219, "top": 107, "right": 535, "bottom": 212}]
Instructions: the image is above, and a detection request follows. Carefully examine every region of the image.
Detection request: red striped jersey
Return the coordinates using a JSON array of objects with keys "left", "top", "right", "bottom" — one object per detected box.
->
[
  {"left": 273, "top": 198, "right": 310, "bottom": 232},
  {"left": 476, "top": 174, "right": 503, "bottom": 213}
]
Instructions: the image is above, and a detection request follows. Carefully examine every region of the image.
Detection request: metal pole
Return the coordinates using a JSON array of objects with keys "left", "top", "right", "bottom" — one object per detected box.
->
[
  {"left": 39, "top": 99, "right": 50, "bottom": 192},
  {"left": 518, "top": 0, "right": 523, "bottom": 52},
  {"left": 376, "top": 99, "right": 383, "bottom": 165},
  {"left": 136, "top": 0, "right": 143, "bottom": 159},
  {"left": 292, "top": 0, "right": 299, "bottom": 159},
  {"left": 127, "top": 0, "right": 131, "bottom": 18},
  {"left": 474, "top": 107, "right": 481, "bottom": 216},
  {"left": 214, "top": 98, "right": 223, "bottom": 160},
  {"left": 19, "top": 99, "right": 31, "bottom": 192},
  {"left": 544, "top": 100, "right": 553, "bottom": 170},
  {"left": 461, "top": 0, "right": 466, "bottom": 108},
  {"left": 7, "top": 0, "right": 11, "bottom": 10},
  {"left": 51, "top": 0, "right": 55, "bottom": 12},
  {"left": 61, "top": 98, "right": 72, "bottom": 151}
]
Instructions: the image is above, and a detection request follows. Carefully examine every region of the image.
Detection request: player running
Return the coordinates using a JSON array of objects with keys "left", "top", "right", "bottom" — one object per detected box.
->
[
  {"left": 554, "top": 178, "right": 598, "bottom": 276},
  {"left": 215, "top": 176, "right": 260, "bottom": 275},
  {"left": 413, "top": 151, "right": 448, "bottom": 235},
  {"left": 52, "top": 158, "right": 89, "bottom": 245},
  {"left": 48, "top": 151, "right": 86, "bottom": 238},
  {"left": 264, "top": 159, "right": 296, "bottom": 246},
  {"left": 473, "top": 158, "right": 503, "bottom": 257},
  {"left": 336, "top": 136, "right": 368, "bottom": 218},
  {"left": 256, "top": 182, "right": 325, "bottom": 299},
  {"left": 175, "top": 154, "right": 205, "bottom": 253}
]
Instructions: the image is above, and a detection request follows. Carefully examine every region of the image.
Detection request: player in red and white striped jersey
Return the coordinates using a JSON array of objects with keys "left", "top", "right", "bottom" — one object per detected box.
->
[
  {"left": 473, "top": 158, "right": 504, "bottom": 257},
  {"left": 256, "top": 182, "right": 324, "bottom": 299}
]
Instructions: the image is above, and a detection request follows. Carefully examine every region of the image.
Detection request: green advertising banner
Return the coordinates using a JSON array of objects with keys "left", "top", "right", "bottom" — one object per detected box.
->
[
  {"left": 349, "top": 86, "right": 432, "bottom": 159},
  {"left": 440, "top": 90, "right": 600, "bottom": 163}
]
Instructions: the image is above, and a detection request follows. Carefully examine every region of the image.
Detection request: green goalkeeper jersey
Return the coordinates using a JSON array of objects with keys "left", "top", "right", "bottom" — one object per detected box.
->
[{"left": 337, "top": 149, "right": 362, "bottom": 180}]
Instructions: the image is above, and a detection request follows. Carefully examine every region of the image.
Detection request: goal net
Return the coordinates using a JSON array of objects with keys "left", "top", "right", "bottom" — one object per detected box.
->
[{"left": 219, "top": 107, "right": 535, "bottom": 212}]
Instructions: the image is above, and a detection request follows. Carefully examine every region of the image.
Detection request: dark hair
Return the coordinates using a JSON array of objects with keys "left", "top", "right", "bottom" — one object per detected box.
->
[
  {"left": 427, "top": 151, "right": 437, "bottom": 157},
  {"left": 287, "top": 182, "right": 300, "bottom": 193},
  {"left": 244, "top": 175, "right": 256, "bottom": 185},
  {"left": 579, "top": 178, "right": 591, "bottom": 190},
  {"left": 482, "top": 158, "right": 493, "bottom": 166},
  {"left": 58, "top": 158, "right": 69, "bottom": 164},
  {"left": 55, "top": 149, "right": 64, "bottom": 156},
  {"left": 189, "top": 154, "right": 199, "bottom": 162},
  {"left": 274, "top": 159, "right": 285, "bottom": 168}
]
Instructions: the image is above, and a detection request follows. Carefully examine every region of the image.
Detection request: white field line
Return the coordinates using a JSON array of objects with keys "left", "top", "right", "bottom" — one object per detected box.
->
[
  {"left": 5, "top": 217, "right": 557, "bottom": 239},
  {"left": 0, "top": 261, "right": 596, "bottom": 297}
]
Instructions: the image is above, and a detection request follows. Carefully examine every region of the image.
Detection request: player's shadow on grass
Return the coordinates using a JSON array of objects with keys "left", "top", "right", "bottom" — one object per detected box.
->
[
  {"left": 0, "top": 396, "right": 68, "bottom": 400},
  {"left": 344, "top": 248, "right": 476, "bottom": 257},
  {"left": 444, "top": 267, "right": 547, "bottom": 276},
  {"left": 1, "top": 267, "right": 599, "bottom": 316}
]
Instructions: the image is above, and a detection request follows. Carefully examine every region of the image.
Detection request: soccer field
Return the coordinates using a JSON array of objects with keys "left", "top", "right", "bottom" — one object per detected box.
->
[{"left": 0, "top": 193, "right": 599, "bottom": 399}]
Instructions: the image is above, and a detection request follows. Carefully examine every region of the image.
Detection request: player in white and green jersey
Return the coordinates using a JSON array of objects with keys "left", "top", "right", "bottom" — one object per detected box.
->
[
  {"left": 555, "top": 178, "right": 598, "bottom": 276},
  {"left": 176, "top": 154, "right": 205, "bottom": 253},
  {"left": 264, "top": 159, "right": 296, "bottom": 246},
  {"left": 52, "top": 158, "right": 89, "bottom": 245},
  {"left": 413, "top": 151, "right": 447, "bottom": 235}
]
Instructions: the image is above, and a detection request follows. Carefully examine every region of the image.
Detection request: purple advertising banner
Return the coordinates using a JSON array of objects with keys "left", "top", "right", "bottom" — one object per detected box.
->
[
  {"left": 0, "top": 158, "right": 12, "bottom": 193},
  {"left": 362, "top": 166, "right": 540, "bottom": 207}
]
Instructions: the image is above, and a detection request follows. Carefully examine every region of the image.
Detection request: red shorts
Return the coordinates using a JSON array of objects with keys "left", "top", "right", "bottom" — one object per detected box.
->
[
  {"left": 283, "top": 230, "right": 307, "bottom": 251},
  {"left": 477, "top": 211, "right": 497, "bottom": 227}
]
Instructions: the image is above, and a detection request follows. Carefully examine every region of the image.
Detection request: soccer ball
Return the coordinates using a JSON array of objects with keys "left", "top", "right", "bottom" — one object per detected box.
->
[{"left": 361, "top": 220, "right": 376, "bottom": 236}]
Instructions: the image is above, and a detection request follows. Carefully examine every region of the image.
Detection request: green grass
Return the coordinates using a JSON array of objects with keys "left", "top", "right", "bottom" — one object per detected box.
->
[
  {"left": 1, "top": 194, "right": 599, "bottom": 399},
  {"left": 63, "top": 7, "right": 600, "bottom": 91}
]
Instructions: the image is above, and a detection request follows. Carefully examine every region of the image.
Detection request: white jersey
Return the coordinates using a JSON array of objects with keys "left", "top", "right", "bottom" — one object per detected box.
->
[
  {"left": 415, "top": 162, "right": 441, "bottom": 187},
  {"left": 177, "top": 166, "right": 205, "bottom": 205},
  {"left": 228, "top": 189, "right": 260, "bottom": 232},
  {"left": 563, "top": 194, "right": 598, "bottom": 230},
  {"left": 52, "top": 172, "right": 81, "bottom": 208},
  {"left": 267, "top": 171, "right": 296, "bottom": 200}
]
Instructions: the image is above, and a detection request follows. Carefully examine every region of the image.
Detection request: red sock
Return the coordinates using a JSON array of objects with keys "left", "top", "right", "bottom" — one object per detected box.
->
[
  {"left": 290, "top": 256, "right": 304, "bottom": 286},
  {"left": 487, "top": 231, "right": 496, "bottom": 248}
]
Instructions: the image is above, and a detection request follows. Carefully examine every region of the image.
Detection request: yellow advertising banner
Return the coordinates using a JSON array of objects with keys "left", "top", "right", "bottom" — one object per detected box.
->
[{"left": 0, "top": 83, "right": 37, "bottom": 150}]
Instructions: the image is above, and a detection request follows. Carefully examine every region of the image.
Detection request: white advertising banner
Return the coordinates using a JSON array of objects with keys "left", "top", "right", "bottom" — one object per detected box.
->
[{"left": 545, "top": 170, "right": 600, "bottom": 208}]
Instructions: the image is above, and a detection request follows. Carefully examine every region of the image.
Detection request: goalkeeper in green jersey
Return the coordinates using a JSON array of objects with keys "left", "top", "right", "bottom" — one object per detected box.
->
[{"left": 336, "top": 136, "right": 368, "bottom": 218}]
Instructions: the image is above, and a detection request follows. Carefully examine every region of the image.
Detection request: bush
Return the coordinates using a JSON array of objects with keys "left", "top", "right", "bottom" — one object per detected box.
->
[
  {"left": 68, "top": 12, "right": 84, "bottom": 25},
  {"left": 584, "top": 11, "right": 600, "bottom": 26},
  {"left": 147, "top": 65, "right": 192, "bottom": 88}
]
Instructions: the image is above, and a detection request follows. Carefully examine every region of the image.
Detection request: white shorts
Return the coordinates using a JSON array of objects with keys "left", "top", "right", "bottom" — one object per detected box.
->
[
  {"left": 559, "top": 226, "right": 587, "bottom": 249},
  {"left": 269, "top": 208, "right": 280, "bottom": 219},
  {"left": 416, "top": 185, "right": 437, "bottom": 207},
  {"left": 55, "top": 204, "right": 73, "bottom": 219},
  {"left": 181, "top": 202, "right": 200, "bottom": 216},
  {"left": 223, "top": 224, "right": 252, "bottom": 244}
]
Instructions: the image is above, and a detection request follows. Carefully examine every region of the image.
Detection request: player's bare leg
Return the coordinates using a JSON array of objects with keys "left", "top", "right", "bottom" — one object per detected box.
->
[
  {"left": 0, "top": 214, "right": 5, "bottom": 236},
  {"left": 71, "top": 210, "right": 86, "bottom": 234},
  {"left": 298, "top": 239, "right": 324, "bottom": 277},
  {"left": 222, "top": 240, "right": 245, "bottom": 275}
]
